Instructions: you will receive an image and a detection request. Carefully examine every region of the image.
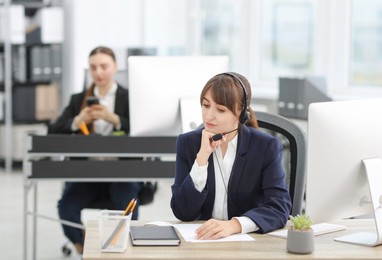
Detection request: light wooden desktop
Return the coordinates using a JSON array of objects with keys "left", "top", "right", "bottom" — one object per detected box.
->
[
  {"left": 83, "top": 219, "right": 382, "bottom": 260},
  {"left": 23, "top": 135, "right": 177, "bottom": 260}
]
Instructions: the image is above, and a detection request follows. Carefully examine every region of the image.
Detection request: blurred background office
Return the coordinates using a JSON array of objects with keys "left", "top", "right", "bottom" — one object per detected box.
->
[
  {"left": 1, "top": 0, "right": 382, "bottom": 259},
  {"left": 2, "top": 0, "right": 382, "bottom": 168},
  {"left": 62, "top": 0, "right": 382, "bottom": 103}
]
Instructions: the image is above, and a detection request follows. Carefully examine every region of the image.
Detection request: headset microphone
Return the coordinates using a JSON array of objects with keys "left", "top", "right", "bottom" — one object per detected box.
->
[
  {"left": 211, "top": 128, "right": 239, "bottom": 141},
  {"left": 211, "top": 134, "right": 224, "bottom": 142}
]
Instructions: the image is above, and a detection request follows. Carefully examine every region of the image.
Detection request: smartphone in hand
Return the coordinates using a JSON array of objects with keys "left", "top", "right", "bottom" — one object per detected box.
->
[{"left": 86, "top": 96, "right": 99, "bottom": 106}]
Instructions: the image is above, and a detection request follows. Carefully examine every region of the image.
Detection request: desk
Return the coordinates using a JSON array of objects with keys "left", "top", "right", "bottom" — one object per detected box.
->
[
  {"left": 83, "top": 219, "right": 381, "bottom": 260},
  {"left": 23, "top": 134, "right": 177, "bottom": 260}
]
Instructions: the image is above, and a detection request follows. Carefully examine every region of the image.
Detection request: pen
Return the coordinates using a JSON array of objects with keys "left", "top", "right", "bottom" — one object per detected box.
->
[
  {"left": 110, "top": 199, "right": 137, "bottom": 246},
  {"left": 101, "top": 198, "right": 136, "bottom": 250},
  {"left": 79, "top": 121, "right": 89, "bottom": 135},
  {"left": 127, "top": 200, "right": 137, "bottom": 215},
  {"left": 123, "top": 198, "right": 136, "bottom": 216}
]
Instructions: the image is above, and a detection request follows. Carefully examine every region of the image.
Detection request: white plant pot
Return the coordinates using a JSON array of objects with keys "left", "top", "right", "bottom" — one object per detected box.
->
[{"left": 286, "top": 228, "right": 314, "bottom": 254}]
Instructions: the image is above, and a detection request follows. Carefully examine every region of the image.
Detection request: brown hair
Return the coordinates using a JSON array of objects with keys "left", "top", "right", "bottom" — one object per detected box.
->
[
  {"left": 81, "top": 46, "right": 117, "bottom": 133},
  {"left": 200, "top": 72, "right": 258, "bottom": 128}
]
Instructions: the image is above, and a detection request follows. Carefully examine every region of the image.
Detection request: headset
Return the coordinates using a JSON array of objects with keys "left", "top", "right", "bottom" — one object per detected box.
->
[
  {"left": 212, "top": 73, "right": 250, "bottom": 215},
  {"left": 210, "top": 73, "right": 250, "bottom": 141},
  {"left": 219, "top": 72, "right": 250, "bottom": 125}
]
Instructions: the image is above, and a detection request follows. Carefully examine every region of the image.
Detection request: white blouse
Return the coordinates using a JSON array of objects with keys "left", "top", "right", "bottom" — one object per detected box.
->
[
  {"left": 71, "top": 82, "right": 118, "bottom": 135},
  {"left": 93, "top": 82, "right": 117, "bottom": 135},
  {"left": 190, "top": 134, "right": 258, "bottom": 234}
]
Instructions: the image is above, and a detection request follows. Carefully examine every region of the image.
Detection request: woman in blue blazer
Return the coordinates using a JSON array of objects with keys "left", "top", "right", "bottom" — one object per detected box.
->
[
  {"left": 49, "top": 46, "right": 142, "bottom": 255},
  {"left": 171, "top": 72, "right": 291, "bottom": 240}
]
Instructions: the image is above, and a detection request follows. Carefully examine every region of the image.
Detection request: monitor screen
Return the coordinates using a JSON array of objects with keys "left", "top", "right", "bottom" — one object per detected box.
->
[
  {"left": 128, "top": 56, "right": 229, "bottom": 137},
  {"left": 305, "top": 99, "right": 382, "bottom": 224}
]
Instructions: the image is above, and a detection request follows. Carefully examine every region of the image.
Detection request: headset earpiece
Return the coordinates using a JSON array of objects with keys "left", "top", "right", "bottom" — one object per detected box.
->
[
  {"left": 240, "top": 109, "right": 250, "bottom": 124},
  {"left": 220, "top": 72, "right": 249, "bottom": 125}
]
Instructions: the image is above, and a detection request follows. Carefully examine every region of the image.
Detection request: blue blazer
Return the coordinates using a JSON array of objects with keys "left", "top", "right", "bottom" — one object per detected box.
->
[{"left": 171, "top": 125, "right": 291, "bottom": 233}]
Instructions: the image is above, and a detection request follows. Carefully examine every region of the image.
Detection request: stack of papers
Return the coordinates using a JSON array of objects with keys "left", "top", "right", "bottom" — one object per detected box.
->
[
  {"left": 134, "top": 221, "right": 255, "bottom": 244},
  {"left": 268, "top": 223, "right": 347, "bottom": 239},
  {"left": 174, "top": 224, "right": 255, "bottom": 243}
]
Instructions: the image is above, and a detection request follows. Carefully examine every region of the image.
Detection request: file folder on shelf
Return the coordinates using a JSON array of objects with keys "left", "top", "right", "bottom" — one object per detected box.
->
[{"left": 278, "top": 77, "right": 331, "bottom": 119}]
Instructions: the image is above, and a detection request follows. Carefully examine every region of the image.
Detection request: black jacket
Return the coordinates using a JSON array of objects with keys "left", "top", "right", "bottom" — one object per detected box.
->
[{"left": 49, "top": 85, "right": 130, "bottom": 134}]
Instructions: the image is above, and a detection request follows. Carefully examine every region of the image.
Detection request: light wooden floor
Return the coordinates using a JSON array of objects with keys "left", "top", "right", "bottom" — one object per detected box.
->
[{"left": 0, "top": 168, "right": 176, "bottom": 260}]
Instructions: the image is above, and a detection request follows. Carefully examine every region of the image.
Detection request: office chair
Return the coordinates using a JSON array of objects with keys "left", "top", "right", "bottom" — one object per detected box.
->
[
  {"left": 255, "top": 111, "right": 306, "bottom": 216},
  {"left": 195, "top": 111, "right": 306, "bottom": 216}
]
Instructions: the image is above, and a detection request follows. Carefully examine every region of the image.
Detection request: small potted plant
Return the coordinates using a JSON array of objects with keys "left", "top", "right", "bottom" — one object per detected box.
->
[{"left": 286, "top": 214, "right": 314, "bottom": 254}]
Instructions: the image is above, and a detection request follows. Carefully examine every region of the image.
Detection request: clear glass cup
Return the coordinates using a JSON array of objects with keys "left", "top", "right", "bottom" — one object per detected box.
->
[{"left": 98, "top": 210, "right": 132, "bottom": 252}]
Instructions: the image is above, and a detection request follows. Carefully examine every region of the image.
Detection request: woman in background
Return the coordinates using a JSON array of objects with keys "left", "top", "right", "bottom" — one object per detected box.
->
[
  {"left": 49, "top": 46, "right": 142, "bottom": 255},
  {"left": 171, "top": 72, "right": 291, "bottom": 239}
]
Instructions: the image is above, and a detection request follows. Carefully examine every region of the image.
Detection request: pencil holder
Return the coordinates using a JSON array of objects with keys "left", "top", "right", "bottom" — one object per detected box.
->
[{"left": 98, "top": 210, "right": 132, "bottom": 253}]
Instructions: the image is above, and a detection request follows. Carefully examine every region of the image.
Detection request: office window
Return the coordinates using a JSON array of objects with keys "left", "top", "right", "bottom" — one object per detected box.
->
[
  {"left": 201, "top": 0, "right": 241, "bottom": 54},
  {"left": 261, "top": 0, "right": 314, "bottom": 79},
  {"left": 350, "top": 0, "right": 382, "bottom": 86},
  {"left": 200, "top": 0, "right": 246, "bottom": 71},
  {"left": 143, "top": 0, "right": 188, "bottom": 55}
]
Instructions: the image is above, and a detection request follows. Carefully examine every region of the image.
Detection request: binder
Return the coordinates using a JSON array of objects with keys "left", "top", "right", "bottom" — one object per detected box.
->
[
  {"left": 278, "top": 77, "right": 331, "bottom": 119},
  {"left": 12, "top": 45, "right": 27, "bottom": 82},
  {"left": 0, "top": 52, "right": 4, "bottom": 83},
  {"left": 278, "top": 78, "right": 299, "bottom": 118},
  {"left": 50, "top": 44, "right": 62, "bottom": 80},
  {"left": 13, "top": 85, "right": 36, "bottom": 122},
  {"left": 35, "top": 83, "right": 59, "bottom": 121},
  {"left": 29, "top": 46, "right": 42, "bottom": 81},
  {"left": 296, "top": 77, "right": 331, "bottom": 119},
  {"left": 40, "top": 46, "right": 52, "bottom": 81}
]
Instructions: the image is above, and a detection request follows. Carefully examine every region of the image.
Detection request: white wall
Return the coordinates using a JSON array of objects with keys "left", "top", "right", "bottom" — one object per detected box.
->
[{"left": 62, "top": 0, "right": 142, "bottom": 107}]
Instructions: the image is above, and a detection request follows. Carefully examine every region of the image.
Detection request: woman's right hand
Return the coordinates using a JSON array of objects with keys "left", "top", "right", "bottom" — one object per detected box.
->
[
  {"left": 196, "top": 129, "right": 225, "bottom": 166},
  {"left": 76, "top": 107, "right": 93, "bottom": 126}
]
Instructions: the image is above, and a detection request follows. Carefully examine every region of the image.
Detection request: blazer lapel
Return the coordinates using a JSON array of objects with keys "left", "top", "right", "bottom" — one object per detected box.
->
[
  {"left": 204, "top": 155, "right": 216, "bottom": 218},
  {"left": 114, "top": 86, "right": 126, "bottom": 114},
  {"left": 228, "top": 126, "right": 250, "bottom": 216}
]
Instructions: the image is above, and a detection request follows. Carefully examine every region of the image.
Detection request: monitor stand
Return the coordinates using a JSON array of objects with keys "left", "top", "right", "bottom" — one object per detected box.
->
[{"left": 334, "top": 157, "right": 382, "bottom": 246}]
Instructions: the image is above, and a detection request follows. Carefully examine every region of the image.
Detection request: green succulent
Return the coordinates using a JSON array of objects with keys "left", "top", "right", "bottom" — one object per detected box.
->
[
  {"left": 111, "top": 131, "right": 126, "bottom": 136},
  {"left": 289, "top": 214, "right": 313, "bottom": 231}
]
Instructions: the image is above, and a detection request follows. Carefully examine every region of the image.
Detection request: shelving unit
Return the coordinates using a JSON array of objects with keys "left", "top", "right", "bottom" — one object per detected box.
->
[
  {"left": 0, "top": 0, "right": 63, "bottom": 172},
  {"left": 0, "top": 0, "right": 13, "bottom": 173}
]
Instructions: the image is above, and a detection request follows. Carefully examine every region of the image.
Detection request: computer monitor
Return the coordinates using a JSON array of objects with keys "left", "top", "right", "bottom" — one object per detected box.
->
[
  {"left": 83, "top": 47, "right": 158, "bottom": 90},
  {"left": 83, "top": 69, "right": 130, "bottom": 90},
  {"left": 306, "top": 99, "right": 382, "bottom": 246},
  {"left": 128, "top": 56, "right": 229, "bottom": 136},
  {"left": 127, "top": 47, "right": 157, "bottom": 57}
]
